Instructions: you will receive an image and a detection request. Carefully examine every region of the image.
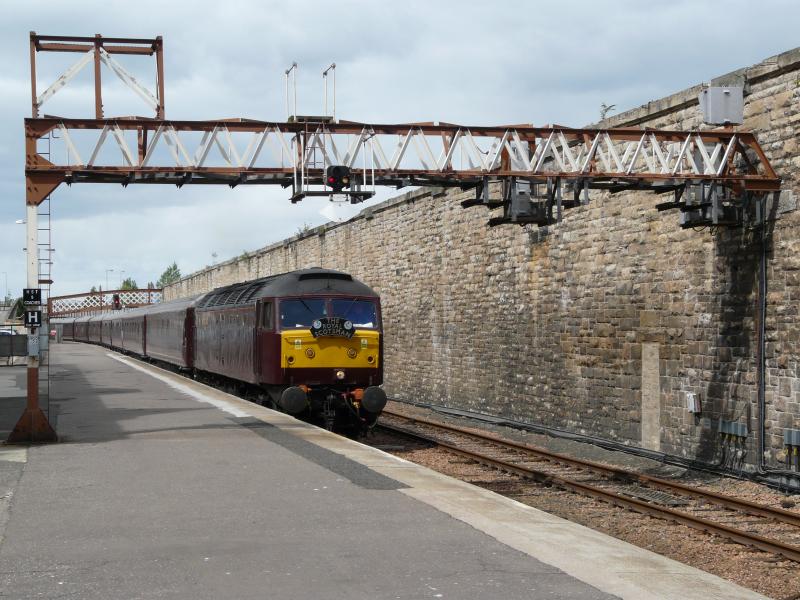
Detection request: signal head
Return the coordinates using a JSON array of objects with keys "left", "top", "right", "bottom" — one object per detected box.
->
[{"left": 326, "top": 165, "right": 351, "bottom": 192}]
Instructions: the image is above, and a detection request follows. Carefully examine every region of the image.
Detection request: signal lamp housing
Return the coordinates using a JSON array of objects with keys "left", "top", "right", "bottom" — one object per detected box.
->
[{"left": 326, "top": 165, "right": 352, "bottom": 192}]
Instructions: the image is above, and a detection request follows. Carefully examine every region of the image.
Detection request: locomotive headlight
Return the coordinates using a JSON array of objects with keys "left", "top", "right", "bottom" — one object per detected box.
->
[
  {"left": 335, "top": 370, "right": 346, "bottom": 380},
  {"left": 305, "top": 348, "right": 315, "bottom": 359},
  {"left": 347, "top": 348, "right": 357, "bottom": 359},
  {"left": 287, "top": 355, "right": 295, "bottom": 365},
  {"left": 367, "top": 355, "right": 375, "bottom": 364}
]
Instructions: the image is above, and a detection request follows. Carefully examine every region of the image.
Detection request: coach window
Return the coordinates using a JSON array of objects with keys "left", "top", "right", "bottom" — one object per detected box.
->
[{"left": 260, "top": 301, "right": 274, "bottom": 330}]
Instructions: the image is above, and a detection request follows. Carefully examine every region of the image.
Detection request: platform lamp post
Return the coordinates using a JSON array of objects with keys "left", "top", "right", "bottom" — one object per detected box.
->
[{"left": 8, "top": 203, "right": 57, "bottom": 442}]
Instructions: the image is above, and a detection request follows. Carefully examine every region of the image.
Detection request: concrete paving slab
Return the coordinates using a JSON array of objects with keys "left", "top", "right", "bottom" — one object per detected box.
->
[{"left": 106, "top": 352, "right": 768, "bottom": 600}]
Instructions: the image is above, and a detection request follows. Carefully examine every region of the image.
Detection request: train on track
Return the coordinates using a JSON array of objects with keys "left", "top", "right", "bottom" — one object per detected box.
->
[{"left": 58, "top": 268, "right": 387, "bottom": 433}]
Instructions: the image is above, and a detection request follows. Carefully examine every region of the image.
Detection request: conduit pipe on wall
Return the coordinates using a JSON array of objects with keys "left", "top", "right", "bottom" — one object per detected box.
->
[
  {"left": 402, "top": 399, "right": 798, "bottom": 490},
  {"left": 756, "top": 193, "right": 797, "bottom": 479}
]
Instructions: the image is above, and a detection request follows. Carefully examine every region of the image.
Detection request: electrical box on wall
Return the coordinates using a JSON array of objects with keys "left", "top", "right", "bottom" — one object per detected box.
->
[
  {"left": 719, "top": 419, "right": 748, "bottom": 438},
  {"left": 698, "top": 86, "right": 744, "bottom": 125}
]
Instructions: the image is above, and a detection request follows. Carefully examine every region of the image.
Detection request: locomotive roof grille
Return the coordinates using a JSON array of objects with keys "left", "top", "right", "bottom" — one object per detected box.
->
[
  {"left": 198, "top": 276, "right": 279, "bottom": 308},
  {"left": 202, "top": 284, "right": 254, "bottom": 308},
  {"left": 195, "top": 268, "right": 375, "bottom": 309}
]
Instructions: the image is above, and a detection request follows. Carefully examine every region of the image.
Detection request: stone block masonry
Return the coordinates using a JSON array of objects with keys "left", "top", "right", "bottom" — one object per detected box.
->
[{"left": 166, "top": 48, "right": 800, "bottom": 471}]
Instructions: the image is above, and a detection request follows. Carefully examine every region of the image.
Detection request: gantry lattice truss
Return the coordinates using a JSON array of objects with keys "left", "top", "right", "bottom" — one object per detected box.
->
[
  {"left": 25, "top": 119, "right": 780, "bottom": 205},
  {"left": 24, "top": 32, "right": 779, "bottom": 212},
  {"left": 29, "top": 33, "right": 164, "bottom": 119}
]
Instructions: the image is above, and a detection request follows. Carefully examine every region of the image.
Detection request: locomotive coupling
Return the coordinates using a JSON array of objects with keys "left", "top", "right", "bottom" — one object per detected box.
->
[
  {"left": 279, "top": 386, "right": 309, "bottom": 414},
  {"left": 362, "top": 386, "right": 387, "bottom": 413}
]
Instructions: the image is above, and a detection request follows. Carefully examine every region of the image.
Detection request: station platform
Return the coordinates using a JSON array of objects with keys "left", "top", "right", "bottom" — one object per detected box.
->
[{"left": 0, "top": 344, "right": 767, "bottom": 599}]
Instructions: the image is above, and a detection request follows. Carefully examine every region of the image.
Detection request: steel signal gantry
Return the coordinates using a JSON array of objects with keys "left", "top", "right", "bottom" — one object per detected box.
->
[{"left": 25, "top": 118, "right": 780, "bottom": 204}]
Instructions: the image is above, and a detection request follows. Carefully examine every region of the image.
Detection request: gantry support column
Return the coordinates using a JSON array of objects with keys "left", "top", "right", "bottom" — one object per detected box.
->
[{"left": 7, "top": 203, "right": 57, "bottom": 443}]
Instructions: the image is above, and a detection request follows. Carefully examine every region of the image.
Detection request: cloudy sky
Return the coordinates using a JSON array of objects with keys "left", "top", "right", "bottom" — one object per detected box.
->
[{"left": 1, "top": 0, "right": 798, "bottom": 298}]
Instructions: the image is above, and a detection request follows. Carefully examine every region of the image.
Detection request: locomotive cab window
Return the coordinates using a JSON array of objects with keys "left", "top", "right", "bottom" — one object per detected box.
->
[
  {"left": 331, "top": 299, "right": 379, "bottom": 329},
  {"left": 260, "top": 301, "right": 274, "bottom": 330},
  {"left": 280, "top": 298, "right": 327, "bottom": 329}
]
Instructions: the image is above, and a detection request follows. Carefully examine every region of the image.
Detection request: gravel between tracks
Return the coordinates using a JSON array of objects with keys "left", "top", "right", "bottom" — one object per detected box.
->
[{"left": 369, "top": 402, "right": 800, "bottom": 600}]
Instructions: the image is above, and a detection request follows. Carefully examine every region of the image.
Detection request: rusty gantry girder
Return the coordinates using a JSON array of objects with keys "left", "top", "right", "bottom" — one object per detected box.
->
[
  {"left": 29, "top": 33, "right": 165, "bottom": 119},
  {"left": 24, "top": 31, "right": 780, "bottom": 224},
  {"left": 25, "top": 118, "right": 780, "bottom": 208}
]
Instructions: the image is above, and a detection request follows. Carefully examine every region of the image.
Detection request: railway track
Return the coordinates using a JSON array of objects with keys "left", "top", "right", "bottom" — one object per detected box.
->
[{"left": 378, "top": 408, "right": 800, "bottom": 563}]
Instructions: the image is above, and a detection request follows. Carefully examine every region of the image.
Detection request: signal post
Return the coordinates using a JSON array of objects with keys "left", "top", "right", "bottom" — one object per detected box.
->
[{"left": 7, "top": 198, "right": 57, "bottom": 442}]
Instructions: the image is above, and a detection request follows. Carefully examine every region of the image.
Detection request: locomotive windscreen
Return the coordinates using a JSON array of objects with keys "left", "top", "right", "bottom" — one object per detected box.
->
[
  {"left": 331, "top": 299, "right": 378, "bottom": 329},
  {"left": 279, "top": 298, "right": 379, "bottom": 330},
  {"left": 280, "top": 299, "right": 327, "bottom": 328}
]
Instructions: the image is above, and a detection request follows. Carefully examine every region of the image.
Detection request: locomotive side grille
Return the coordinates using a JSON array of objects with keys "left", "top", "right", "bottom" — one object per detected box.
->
[
  {"left": 198, "top": 280, "right": 271, "bottom": 308},
  {"left": 237, "top": 283, "right": 264, "bottom": 304}
]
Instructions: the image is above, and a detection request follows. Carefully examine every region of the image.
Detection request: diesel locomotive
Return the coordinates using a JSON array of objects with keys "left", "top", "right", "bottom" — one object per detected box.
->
[{"left": 60, "top": 268, "right": 387, "bottom": 433}]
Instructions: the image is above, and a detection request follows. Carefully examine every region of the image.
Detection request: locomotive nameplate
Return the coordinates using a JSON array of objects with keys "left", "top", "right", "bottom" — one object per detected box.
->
[{"left": 311, "top": 317, "right": 355, "bottom": 339}]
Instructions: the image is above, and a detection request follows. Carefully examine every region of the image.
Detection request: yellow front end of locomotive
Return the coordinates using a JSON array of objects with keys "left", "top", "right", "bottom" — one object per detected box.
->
[{"left": 281, "top": 330, "right": 380, "bottom": 369}]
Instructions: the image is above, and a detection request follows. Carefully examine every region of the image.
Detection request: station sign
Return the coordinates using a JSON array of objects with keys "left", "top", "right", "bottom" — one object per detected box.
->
[
  {"left": 23, "top": 288, "right": 41, "bottom": 306},
  {"left": 24, "top": 310, "right": 42, "bottom": 328}
]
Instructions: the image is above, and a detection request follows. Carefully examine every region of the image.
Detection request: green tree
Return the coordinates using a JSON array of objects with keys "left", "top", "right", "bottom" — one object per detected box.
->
[
  {"left": 599, "top": 102, "right": 616, "bottom": 120},
  {"left": 120, "top": 277, "right": 138, "bottom": 290},
  {"left": 156, "top": 262, "right": 181, "bottom": 288},
  {"left": 10, "top": 297, "right": 24, "bottom": 320},
  {"left": 90, "top": 286, "right": 98, "bottom": 293}
]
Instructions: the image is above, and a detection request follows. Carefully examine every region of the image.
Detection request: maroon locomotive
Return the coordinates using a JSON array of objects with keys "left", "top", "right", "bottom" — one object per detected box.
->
[{"left": 62, "top": 268, "right": 387, "bottom": 433}]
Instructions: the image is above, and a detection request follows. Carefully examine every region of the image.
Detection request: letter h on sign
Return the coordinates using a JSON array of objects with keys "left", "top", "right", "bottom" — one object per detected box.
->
[{"left": 24, "top": 310, "right": 42, "bottom": 328}]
